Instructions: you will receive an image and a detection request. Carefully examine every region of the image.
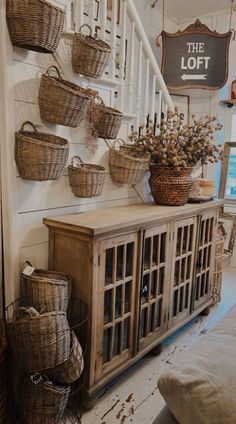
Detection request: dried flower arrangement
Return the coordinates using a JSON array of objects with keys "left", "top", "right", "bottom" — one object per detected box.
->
[{"left": 128, "top": 109, "right": 222, "bottom": 168}]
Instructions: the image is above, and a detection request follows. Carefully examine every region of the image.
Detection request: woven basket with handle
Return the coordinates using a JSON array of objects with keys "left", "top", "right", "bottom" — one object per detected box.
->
[
  {"left": 6, "top": 0, "right": 65, "bottom": 53},
  {"left": 68, "top": 155, "right": 106, "bottom": 198},
  {"left": 39, "top": 66, "right": 91, "bottom": 127},
  {"left": 7, "top": 307, "right": 71, "bottom": 373},
  {"left": 15, "top": 121, "right": 69, "bottom": 181},
  {"left": 109, "top": 139, "right": 149, "bottom": 184},
  {"left": 21, "top": 374, "right": 70, "bottom": 424},
  {"left": 23, "top": 264, "right": 71, "bottom": 313},
  {"left": 92, "top": 96, "right": 123, "bottom": 139},
  {"left": 72, "top": 24, "right": 111, "bottom": 78}
]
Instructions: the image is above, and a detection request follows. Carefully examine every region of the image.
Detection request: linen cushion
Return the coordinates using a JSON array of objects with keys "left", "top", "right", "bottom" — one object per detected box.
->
[{"left": 158, "top": 305, "right": 236, "bottom": 424}]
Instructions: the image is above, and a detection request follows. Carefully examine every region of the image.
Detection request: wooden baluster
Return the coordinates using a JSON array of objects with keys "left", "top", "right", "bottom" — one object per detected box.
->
[
  {"left": 110, "top": 0, "right": 118, "bottom": 80},
  {"left": 100, "top": 0, "right": 107, "bottom": 40},
  {"left": 157, "top": 90, "right": 162, "bottom": 125},
  {"left": 143, "top": 58, "right": 150, "bottom": 124},
  {"left": 88, "top": 0, "right": 96, "bottom": 33},
  {"left": 118, "top": 0, "right": 127, "bottom": 111},
  {"left": 127, "top": 21, "right": 135, "bottom": 114},
  {"left": 136, "top": 40, "right": 143, "bottom": 127},
  {"left": 77, "top": 0, "right": 84, "bottom": 30},
  {"left": 150, "top": 75, "right": 156, "bottom": 127}
]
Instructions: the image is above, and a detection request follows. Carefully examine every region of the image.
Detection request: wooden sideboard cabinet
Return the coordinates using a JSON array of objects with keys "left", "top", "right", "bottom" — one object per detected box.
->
[{"left": 44, "top": 200, "right": 223, "bottom": 404}]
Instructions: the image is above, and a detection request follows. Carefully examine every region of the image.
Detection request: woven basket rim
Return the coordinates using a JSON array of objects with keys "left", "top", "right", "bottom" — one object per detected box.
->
[
  {"left": 149, "top": 165, "right": 193, "bottom": 171},
  {"left": 41, "top": 73, "right": 91, "bottom": 100},
  {"left": 111, "top": 149, "right": 150, "bottom": 163},
  {"left": 9, "top": 310, "right": 67, "bottom": 324},
  {"left": 6, "top": 0, "right": 66, "bottom": 15},
  {"left": 69, "top": 164, "right": 106, "bottom": 173},
  {"left": 16, "top": 132, "right": 69, "bottom": 150},
  {"left": 24, "top": 275, "right": 68, "bottom": 286},
  {"left": 74, "top": 32, "right": 111, "bottom": 52},
  {"left": 97, "top": 104, "right": 123, "bottom": 116}
]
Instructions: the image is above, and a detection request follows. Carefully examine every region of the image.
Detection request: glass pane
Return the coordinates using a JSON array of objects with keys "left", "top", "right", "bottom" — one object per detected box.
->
[
  {"left": 196, "top": 277, "right": 200, "bottom": 300},
  {"left": 117, "top": 245, "right": 124, "bottom": 281},
  {"left": 208, "top": 246, "right": 212, "bottom": 266},
  {"left": 185, "top": 283, "right": 189, "bottom": 309},
  {"left": 173, "top": 290, "right": 178, "bottom": 316},
  {"left": 125, "top": 281, "right": 131, "bottom": 314},
  {"left": 180, "top": 258, "right": 186, "bottom": 282},
  {"left": 140, "top": 308, "right": 147, "bottom": 338},
  {"left": 144, "top": 238, "right": 151, "bottom": 270},
  {"left": 205, "top": 220, "right": 209, "bottom": 243},
  {"left": 123, "top": 318, "right": 130, "bottom": 350},
  {"left": 115, "top": 285, "right": 122, "bottom": 319},
  {"left": 141, "top": 274, "right": 149, "bottom": 304},
  {"left": 103, "top": 327, "right": 112, "bottom": 364},
  {"left": 182, "top": 226, "right": 188, "bottom": 253},
  {"left": 159, "top": 267, "right": 165, "bottom": 294},
  {"left": 176, "top": 228, "right": 182, "bottom": 256},
  {"left": 225, "top": 147, "right": 236, "bottom": 200},
  {"left": 174, "top": 260, "right": 180, "bottom": 286},
  {"left": 200, "top": 221, "right": 205, "bottom": 246},
  {"left": 160, "top": 233, "right": 166, "bottom": 262},
  {"left": 113, "top": 323, "right": 122, "bottom": 357},
  {"left": 149, "top": 302, "right": 155, "bottom": 333},
  {"left": 153, "top": 235, "right": 159, "bottom": 265},
  {"left": 105, "top": 248, "right": 114, "bottom": 285},
  {"left": 205, "top": 270, "right": 210, "bottom": 294},
  {"left": 209, "top": 218, "right": 214, "bottom": 242},
  {"left": 203, "top": 247, "right": 208, "bottom": 268},
  {"left": 179, "top": 286, "right": 184, "bottom": 313},
  {"left": 151, "top": 270, "right": 157, "bottom": 299},
  {"left": 186, "top": 255, "right": 191, "bottom": 280},
  {"left": 200, "top": 273, "right": 206, "bottom": 297},
  {"left": 188, "top": 225, "right": 194, "bottom": 251},
  {"left": 156, "top": 298, "right": 162, "bottom": 327},
  {"left": 104, "top": 290, "right": 112, "bottom": 324},
  {"left": 126, "top": 242, "right": 134, "bottom": 277}
]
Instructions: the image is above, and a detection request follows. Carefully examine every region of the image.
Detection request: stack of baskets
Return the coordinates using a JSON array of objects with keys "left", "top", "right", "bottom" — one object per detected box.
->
[
  {"left": 68, "top": 155, "right": 106, "bottom": 198},
  {"left": 213, "top": 222, "right": 226, "bottom": 303},
  {"left": 109, "top": 140, "right": 149, "bottom": 184},
  {"left": 0, "top": 321, "right": 7, "bottom": 423},
  {"left": 6, "top": 263, "right": 86, "bottom": 423}
]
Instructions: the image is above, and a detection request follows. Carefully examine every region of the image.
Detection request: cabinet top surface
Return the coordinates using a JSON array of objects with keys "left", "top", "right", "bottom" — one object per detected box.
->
[{"left": 43, "top": 200, "right": 223, "bottom": 237}]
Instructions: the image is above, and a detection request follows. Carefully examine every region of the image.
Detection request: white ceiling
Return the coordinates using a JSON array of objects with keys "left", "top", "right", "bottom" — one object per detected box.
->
[{"left": 162, "top": 0, "right": 232, "bottom": 22}]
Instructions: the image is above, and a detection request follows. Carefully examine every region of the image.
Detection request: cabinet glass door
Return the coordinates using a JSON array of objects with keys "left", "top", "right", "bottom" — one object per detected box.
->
[
  {"left": 193, "top": 210, "right": 217, "bottom": 310},
  {"left": 169, "top": 217, "right": 197, "bottom": 329},
  {"left": 138, "top": 224, "right": 169, "bottom": 350},
  {"left": 96, "top": 232, "right": 138, "bottom": 379}
]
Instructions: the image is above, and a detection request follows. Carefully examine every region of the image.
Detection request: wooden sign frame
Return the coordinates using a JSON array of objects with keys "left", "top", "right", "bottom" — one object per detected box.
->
[{"left": 161, "top": 19, "right": 232, "bottom": 90}]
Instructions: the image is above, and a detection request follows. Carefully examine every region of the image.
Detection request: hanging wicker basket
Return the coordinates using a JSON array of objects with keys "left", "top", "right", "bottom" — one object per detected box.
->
[
  {"left": 72, "top": 24, "right": 111, "bottom": 78},
  {"left": 39, "top": 66, "right": 91, "bottom": 127},
  {"left": 7, "top": 306, "right": 71, "bottom": 373},
  {"left": 15, "top": 121, "right": 69, "bottom": 181},
  {"left": 6, "top": 0, "right": 65, "bottom": 54},
  {"left": 21, "top": 374, "right": 70, "bottom": 424},
  {"left": 23, "top": 265, "right": 71, "bottom": 313},
  {"left": 109, "top": 139, "right": 149, "bottom": 184},
  {"left": 0, "top": 322, "right": 7, "bottom": 424},
  {"left": 149, "top": 166, "right": 193, "bottom": 206},
  {"left": 92, "top": 96, "right": 123, "bottom": 139},
  {"left": 68, "top": 156, "right": 106, "bottom": 198},
  {"left": 46, "top": 331, "right": 84, "bottom": 385}
]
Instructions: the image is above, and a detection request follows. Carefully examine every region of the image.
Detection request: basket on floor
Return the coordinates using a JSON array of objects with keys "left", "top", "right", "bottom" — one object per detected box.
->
[
  {"left": 0, "top": 321, "right": 7, "bottom": 424},
  {"left": 21, "top": 374, "right": 70, "bottom": 424},
  {"left": 68, "top": 156, "right": 106, "bottom": 198},
  {"left": 109, "top": 139, "right": 149, "bottom": 184},
  {"left": 92, "top": 96, "right": 123, "bottom": 139},
  {"left": 7, "top": 306, "right": 70, "bottom": 373},
  {"left": 72, "top": 24, "right": 111, "bottom": 78},
  {"left": 213, "top": 222, "right": 226, "bottom": 303},
  {"left": 15, "top": 121, "right": 69, "bottom": 181},
  {"left": 46, "top": 331, "right": 84, "bottom": 385},
  {"left": 23, "top": 265, "right": 71, "bottom": 313},
  {"left": 39, "top": 66, "right": 91, "bottom": 127},
  {"left": 6, "top": 0, "right": 65, "bottom": 54}
]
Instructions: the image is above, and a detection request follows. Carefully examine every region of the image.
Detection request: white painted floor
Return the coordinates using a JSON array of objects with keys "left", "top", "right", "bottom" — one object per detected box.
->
[{"left": 81, "top": 266, "right": 236, "bottom": 424}]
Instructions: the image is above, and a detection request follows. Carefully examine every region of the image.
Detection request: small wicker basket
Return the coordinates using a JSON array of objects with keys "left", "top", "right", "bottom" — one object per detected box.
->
[
  {"left": 92, "top": 96, "right": 123, "bottom": 139},
  {"left": 6, "top": 0, "right": 65, "bottom": 54},
  {"left": 109, "top": 139, "right": 149, "bottom": 184},
  {"left": 46, "top": 331, "right": 84, "bottom": 385},
  {"left": 72, "top": 24, "right": 111, "bottom": 78},
  {"left": 21, "top": 375, "right": 70, "bottom": 424},
  {"left": 7, "top": 306, "right": 71, "bottom": 373},
  {"left": 39, "top": 66, "right": 91, "bottom": 127},
  {"left": 68, "top": 156, "right": 106, "bottom": 198},
  {"left": 15, "top": 121, "right": 69, "bottom": 181},
  {"left": 23, "top": 266, "right": 71, "bottom": 313},
  {"left": 0, "top": 322, "right": 7, "bottom": 424}
]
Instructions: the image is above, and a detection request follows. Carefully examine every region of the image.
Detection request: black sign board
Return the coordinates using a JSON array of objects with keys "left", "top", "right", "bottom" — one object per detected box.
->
[{"left": 161, "top": 19, "right": 232, "bottom": 90}]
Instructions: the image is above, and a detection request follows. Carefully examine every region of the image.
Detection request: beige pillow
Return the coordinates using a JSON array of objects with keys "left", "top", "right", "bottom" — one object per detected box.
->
[{"left": 158, "top": 306, "right": 236, "bottom": 424}]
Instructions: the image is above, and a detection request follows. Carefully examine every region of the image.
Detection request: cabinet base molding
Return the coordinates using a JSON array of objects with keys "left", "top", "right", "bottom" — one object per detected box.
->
[{"left": 150, "top": 343, "right": 163, "bottom": 356}]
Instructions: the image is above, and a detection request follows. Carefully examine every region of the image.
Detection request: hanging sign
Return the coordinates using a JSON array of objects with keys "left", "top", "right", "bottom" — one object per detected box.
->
[{"left": 161, "top": 19, "right": 232, "bottom": 90}]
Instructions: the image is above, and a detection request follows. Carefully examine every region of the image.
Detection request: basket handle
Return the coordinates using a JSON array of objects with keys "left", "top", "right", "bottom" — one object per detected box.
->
[
  {"left": 14, "top": 306, "right": 40, "bottom": 320},
  {"left": 46, "top": 65, "right": 62, "bottom": 80},
  {"left": 112, "top": 138, "right": 126, "bottom": 150},
  {"left": 78, "top": 23, "right": 99, "bottom": 39},
  {"left": 20, "top": 121, "right": 38, "bottom": 133},
  {"left": 70, "top": 155, "right": 85, "bottom": 168},
  {"left": 94, "top": 95, "right": 105, "bottom": 106}
]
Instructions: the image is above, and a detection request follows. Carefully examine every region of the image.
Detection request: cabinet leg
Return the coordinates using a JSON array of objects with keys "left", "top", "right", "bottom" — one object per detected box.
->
[
  {"left": 200, "top": 306, "right": 210, "bottom": 316},
  {"left": 81, "top": 396, "right": 97, "bottom": 410},
  {"left": 150, "top": 343, "right": 163, "bottom": 356}
]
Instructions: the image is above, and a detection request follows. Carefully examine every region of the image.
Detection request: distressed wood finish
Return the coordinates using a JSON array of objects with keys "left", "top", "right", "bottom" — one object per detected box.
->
[{"left": 44, "top": 200, "right": 223, "bottom": 402}]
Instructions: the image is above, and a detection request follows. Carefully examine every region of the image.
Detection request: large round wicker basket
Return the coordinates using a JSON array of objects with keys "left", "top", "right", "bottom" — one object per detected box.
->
[
  {"left": 7, "top": 307, "right": 70, "bottom": 373},
  {"left": 15, "top": 121, "right": 69, "bottom": 181},
  {"left": 68, "top": 156, "right": 106, "bottom": 198},
  {"left": 149, "top": 166, "right": 193, "bottom": 206},
  {"left": 109, "top": 140, "right": 149, "bottom": 184},
  {"left": 6, "top": 0, "right": 65, "bottom": 53},
  {"left": 39, "top": 66, "right": 91, "bottom": 127},
  {"left": 92, "top": 97, "right": 123, "bottom": 139},
  {"left": 23, "top": 267, "right": 71, "bottom": 313},
  {"left": 0, "top": 321, "right": 7, "bottom": 424},
  {"left": 72, "top": 24, "right": 111, "bottom": 78},
  {"left": 21, "top": 375, "right": 70, "bottom": 424}
]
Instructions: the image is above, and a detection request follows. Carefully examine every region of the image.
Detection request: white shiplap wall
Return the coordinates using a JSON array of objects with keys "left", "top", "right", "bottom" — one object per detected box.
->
[{"left": 0, "top": 0, "right": 178, "bottom": 306}]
